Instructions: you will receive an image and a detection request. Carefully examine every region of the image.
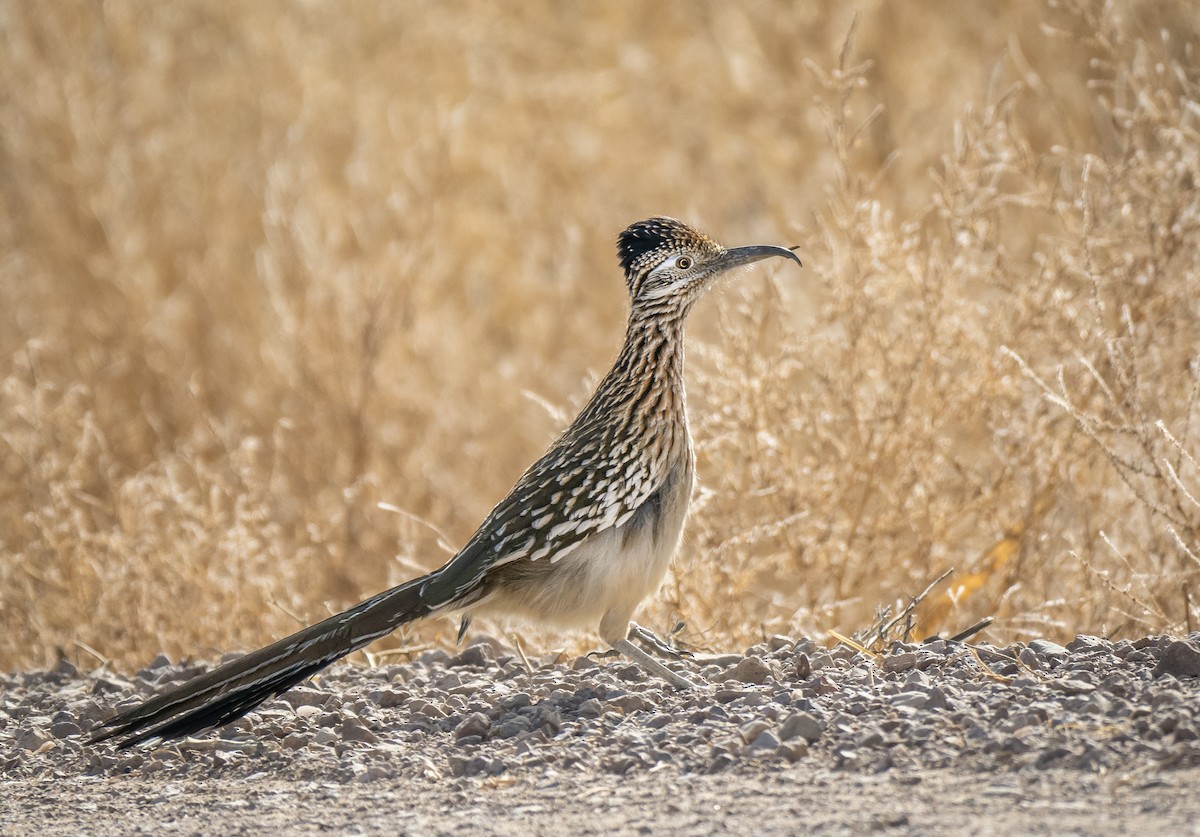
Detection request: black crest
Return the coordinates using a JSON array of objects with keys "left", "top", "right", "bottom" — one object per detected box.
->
[{"left": 617, "top": 217, "right": 697, "bottom": 276}]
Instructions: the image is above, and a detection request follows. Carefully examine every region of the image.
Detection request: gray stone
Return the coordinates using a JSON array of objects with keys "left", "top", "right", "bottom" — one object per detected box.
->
[
  {"left": 724, "top": 657, "right": 773, "bottom": 685},
  {"left": 767, "top": 635, "right": 793, "bottom": 652},
  {"left": 15, "top": 727, "right": 49, "bottom": 750},
  {"left": 739, "top": 720, "right": 771, "bottom": 743},
  {"left": 281, "top": 733, "right": 309, "bottom": 750},
  {"left": 340, "top": 717, "right": 379, "bottom": 744},
  {"left": 1154, "top": 640, "right": 1200, "bottom": 678},
  {"left": 779, "top": 711, "right": 824, "bottom": 743},
  {"left": 776, "top": 741, "right": 808, "bottom": 762},
  {"left": 454, "top": 711, "right": 491, "bottom": 740},
  {"left": 890, "top": 691, "right": 928, "bottom": 710},
  {"left": 49, "top": 721, "right": 81, "bottom": 739},
  {"left": 608, "top": 694, "right": 653, "bottom": 713},
  {"left": 448, "top": 644, "right": 494, "bottom": 668},
  {"left": 577, "top": 698, "right": 604, "bottom": 718},
  {"left": 749, "top": 730, "right": 780, "bottom": 751},
  {"left": 281, "top": 689, "right": 330, "bottom": 709},
  {"left": 883, "top": 652, "right": 917, "bottom": 673},
  {"left": 1030, "top": 639, "right": 1070, "bottom": 658},
  {"left": 855, "top": 728, "right": 884, "bottom": 747}
]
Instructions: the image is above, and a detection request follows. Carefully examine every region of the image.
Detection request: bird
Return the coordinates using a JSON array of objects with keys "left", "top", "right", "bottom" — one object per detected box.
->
[{"left": 90, "top": 217, "right": 802, "bottom": 748}]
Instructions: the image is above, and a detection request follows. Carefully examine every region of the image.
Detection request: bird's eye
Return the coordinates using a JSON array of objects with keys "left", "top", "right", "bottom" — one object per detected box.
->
[{"left": 676, "top": 256, "right": 693, "bottom": 270}]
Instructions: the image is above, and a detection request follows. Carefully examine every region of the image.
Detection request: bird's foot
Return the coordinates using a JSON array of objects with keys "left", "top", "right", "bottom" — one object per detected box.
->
[
  {"left": 611, "top": 638, "right": 703, "bottom": 690},
  {"left": 628, "top": 622, "right": 693, "bottom": 660}
]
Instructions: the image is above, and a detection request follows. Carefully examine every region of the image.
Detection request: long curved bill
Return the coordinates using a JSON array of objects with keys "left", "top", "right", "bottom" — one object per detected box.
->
[{"left": 715, "top": 244, "right": 803, "bottom": 272}]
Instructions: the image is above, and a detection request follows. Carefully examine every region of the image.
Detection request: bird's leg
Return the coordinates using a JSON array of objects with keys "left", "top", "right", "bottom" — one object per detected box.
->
[
  {"left": 628, "top": 622, "right": 692, "bottom": 659},
  {"left": 610, "top": 638, "right": 700, "bottom": 690}
]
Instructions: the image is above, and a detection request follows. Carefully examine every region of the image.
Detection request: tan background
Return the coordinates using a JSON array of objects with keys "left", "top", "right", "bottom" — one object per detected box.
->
[{"left": 1, "top": 1, "right": 1197, "bottom": 670}]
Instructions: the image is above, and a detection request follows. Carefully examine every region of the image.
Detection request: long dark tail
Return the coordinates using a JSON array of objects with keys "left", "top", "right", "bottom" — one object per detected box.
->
[{"left": 90, "top": 574, "right": 438, "bottom": 748}]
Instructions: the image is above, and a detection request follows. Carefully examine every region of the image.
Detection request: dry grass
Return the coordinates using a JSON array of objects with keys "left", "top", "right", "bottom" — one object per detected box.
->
[{"left": 2, "top": 1, "right": 1198, "bottom": 671}]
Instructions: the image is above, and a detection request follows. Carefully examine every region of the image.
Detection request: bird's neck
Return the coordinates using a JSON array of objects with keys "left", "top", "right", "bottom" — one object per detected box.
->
[{"left": 576, "top": 309, "right": 689, "bottom": 432}]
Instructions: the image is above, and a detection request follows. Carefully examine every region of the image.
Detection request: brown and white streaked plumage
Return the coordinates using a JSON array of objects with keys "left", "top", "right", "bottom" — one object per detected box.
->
[{"left": 91, "top": 217, "right": 801, "bottom": 748}]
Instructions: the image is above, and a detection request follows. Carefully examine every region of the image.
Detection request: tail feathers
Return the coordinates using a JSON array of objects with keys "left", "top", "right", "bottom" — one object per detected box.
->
[{"left": 91, "top": 575, "right": 433, "bottom": 748}]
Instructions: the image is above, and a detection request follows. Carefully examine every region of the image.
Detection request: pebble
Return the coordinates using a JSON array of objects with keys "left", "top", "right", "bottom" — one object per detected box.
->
[
  {"left": 883, "top": 653, "right": 917, "bottom": 673},
  {"left": 454, "top": 712, "right": 491, "bottom": 741},
  {"left": 724, "top": 658, "right": 773, "bottom": 685},
  {"left": 890, "top": 691, "right": 928, "bottom": 710},
  {"left": 779, "top": 711, "right": 824, "bottom": 743},
  {"left": 1030, "top": 639, "right": 1069, "bottom": 658},
  {"left": 50, "top": 722, "right": 81, "bottom": 740},
  {"left": 749, "top": 730, "right": 780, "bottom": 751},
  {"left": 739, "top": 720, "right": 771, "bottom": 743},
  {"left": 1154, "top": 640, "right": 1200, "bottom": 678}
]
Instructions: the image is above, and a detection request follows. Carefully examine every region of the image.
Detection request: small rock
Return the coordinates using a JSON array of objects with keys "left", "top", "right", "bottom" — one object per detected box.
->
[
  {"left": 699, "top": 653, "right": 743, "bottom": 667},
  {"left": 147, "top": 654, "right": 172, "bottom": 670},
  {"left": 1017, "top": 648, "right": 1042, "bottom": 669},
  {"left": 368, "top": 689, "right": 410, "bottom": 708},
  {"left": 454, "top": 711, "right": 492, "bottom": 741},
  {"left": 603, "top": 755, "right": 639, "bottom": 775},
  {"left": 749, "top": 730, "right": 780, "bottom": 751},
  {"left": 281, "top": 689, "right": 330, "bottom": 709},
  {"left": 715, "top": 688, "right": 755, "bottom": 704},
  {"left": 1029, "top": 639, "right": 1069, "bottom": 658},
  {"left": 767, "top": 635, "right": 793, "bottom": 652},
  {"left": 739, "top": 720, "right": 772, "bottom": 744},
  {"left": 776, "top": 741, "right": 808, "bottom": 762},
  {"left": 1067, "top": 635, "right": 1108, "bottom": 652},
  {"left": 1154, "top": 640, "right": 1200, "bottom": 678},
  {"left": 724, "top": 658, "right": 773, "bottom": 685},
  {"left": 492, "top": 717, "right": 532, "bottom": 739},
  {"left": 779, "top": 711, "right": 824, "bottom": 743},
  {"left": 449, "top": 755, "right": 507, "bottom": 777},
  {"left": 448, "top": 645, "right": 494, "bottom": 668},
  {"left": 577, "top": 698, "right": 604, "bottom": 718},
  {"left": 920, "top": 687, "right": 952, "bottom": 711},
  {"left": 341, "top": 717, "right": 379, "bottom": 744},
  {"left": 608, "top": 694, "right": 653, "bottom": 713},
  {"left": 281, "top": 733, "right": 310, "bottom": 750},
  {"left": 883, "top": 652, "right": 917, "bottom": 673},
  {"left": 50, "top": 721, "right": 81, "bottom": 739},
  {"left": 809, "top": 653, "right": 837, "bottom": 671},
  {"left": 855, "top": 728, "right": 884, "bottom": 747},
  {"left": 15, "top": 727, "right": 50, "bottom": 751},
  {"left": 1054, "top": 678, "right": 1096, "bottom": 695},
  {"left": 890, "top": 691, "right": 928, "bottom": 710},
  {"left": 499, "top": 693, "right": 533, "bottom": 712}
]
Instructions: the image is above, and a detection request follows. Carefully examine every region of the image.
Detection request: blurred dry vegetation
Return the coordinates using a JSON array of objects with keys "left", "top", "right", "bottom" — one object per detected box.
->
[{"left": 2, "top": 1, "right": 1198, "bottom": 671}]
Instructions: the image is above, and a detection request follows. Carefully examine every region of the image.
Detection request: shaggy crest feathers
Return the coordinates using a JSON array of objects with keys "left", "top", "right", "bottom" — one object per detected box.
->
[{"left": 616, "top": 217, "right": 721, "bottom": 292}]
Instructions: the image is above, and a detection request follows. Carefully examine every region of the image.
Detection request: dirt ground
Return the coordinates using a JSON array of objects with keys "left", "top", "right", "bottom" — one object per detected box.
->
[
  {"left": 5, "top": 763, "right": 1200, "bottom": 836},
  {"left": 6, "top": 633, "right": 1200, "bottom": 835}
]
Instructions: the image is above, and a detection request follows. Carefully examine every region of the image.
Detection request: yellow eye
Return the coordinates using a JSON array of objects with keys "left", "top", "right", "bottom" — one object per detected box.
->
[{"left": 676, "top": 256, "right": 693, "bottom": 270}]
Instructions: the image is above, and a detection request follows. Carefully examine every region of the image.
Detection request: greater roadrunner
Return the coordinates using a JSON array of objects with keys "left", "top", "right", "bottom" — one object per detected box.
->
[{"left": 91, "top": 217, "right": 801, "bottom": 748}]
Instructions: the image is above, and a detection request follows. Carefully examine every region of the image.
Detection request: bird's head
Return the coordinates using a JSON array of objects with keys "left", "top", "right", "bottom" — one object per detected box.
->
[{"left": 617, "top": 217, "right": 801, "bottom": 312}]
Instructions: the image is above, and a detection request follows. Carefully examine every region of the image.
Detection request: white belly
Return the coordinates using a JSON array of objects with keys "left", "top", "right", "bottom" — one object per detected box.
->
[{"left": 476, "top": 456, "right": 693, "bottom": 643}]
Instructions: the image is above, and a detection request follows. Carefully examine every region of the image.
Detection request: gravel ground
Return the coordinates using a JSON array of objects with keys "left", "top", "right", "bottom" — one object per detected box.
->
[{"left": 3, "top": 632, "right": 1200, "bottom": 834}]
